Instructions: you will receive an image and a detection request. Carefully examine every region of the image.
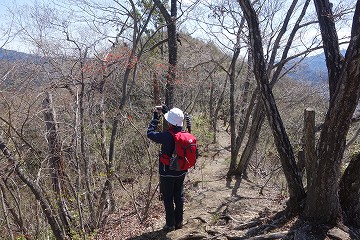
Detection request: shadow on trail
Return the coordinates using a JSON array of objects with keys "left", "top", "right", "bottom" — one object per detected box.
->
[
  {"left": 226, "top": 177, "right": 263, "bottom": 197},
  {"left": 211, "top": 177, "right": 277, "bottom": 223},
  {"left": 228, "top": 174, "right": 277, "bottom": 197},
  {"left": 127, "top": 229, "right": 169, "bottom": 240},
  {"left": 287, "top": 219, "right": 360, "bottom": 240},
  {"left": 229, "top": 209, "right": 294, "bottom": 239},
  {"left": 228, "top": 177, "right": 242, "bottom": 196}
]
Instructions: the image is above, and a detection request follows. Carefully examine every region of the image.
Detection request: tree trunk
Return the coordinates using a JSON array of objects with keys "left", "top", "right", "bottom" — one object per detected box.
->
[
  {"left": 229, "top": 51, "right": 256, "bottom": 180},
  {"left": 303, "top": 0, "right": 360, "bottom": 224},
  {"left": 339, "top": 153, "right": 360, "bottom": 227},
  {"left": 228, "top": 47, "right": 241, "bottom": 177},
  {"left": 312, "top": 0, "right": 343, "bottom": 100},
  {"left": 229, "top": 0, "right": 310, "bottom": 184},
  {"left": 303, "top": 108, "right": 316, "bottom": 188},
  {"left": 238, "top": 0, "right": 306, "bottom": 208},
  {"left": 209, "top": 76, "right": 217, "bottom": 143},
  {"left": 215, "top": 70, "right": 230, "bottom": 138},
  {"left": 106, "top": 2, "right": 155, "bottom": 227},
  {"left": 0, "top": 184, "right": 15, "bottom": 239},
  {"left": 43, "top": 92, "right": 70, "bottom": 235},
  {"left": 153, "top": 0, "right": 178, "bottom": 108},
  {"left": 234, "top": 99, "right": 265, "bottom": 179},
  {"left": 79, "top": 65, "right": 96, "bottom": 229}
]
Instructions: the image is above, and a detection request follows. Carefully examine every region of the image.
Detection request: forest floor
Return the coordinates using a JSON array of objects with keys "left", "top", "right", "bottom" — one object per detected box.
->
[{"left": 95, "top": 127, "right": 359, "bottom": 240}]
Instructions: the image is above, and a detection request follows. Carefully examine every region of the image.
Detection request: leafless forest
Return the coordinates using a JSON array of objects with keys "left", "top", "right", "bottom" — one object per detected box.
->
[{"left": 0, "top": 0, "right": 359, "bottom": 239}]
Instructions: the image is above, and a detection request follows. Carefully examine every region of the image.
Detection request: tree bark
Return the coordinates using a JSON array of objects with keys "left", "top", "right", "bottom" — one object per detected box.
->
[
  {"left": 229, "top": 0, "right": 311, "bottom": 183},
  {"left": 303, "top": 108, "right": 316, "bottom": 188},
  {"left": 234, "top": 99, "right": 265, "bottom": 179},
  {"left": 153, "top": 0, "right": 178, "bottom": 108},
  {"left": 209, "top": 76, "right": 217, "bottom": 143},
  {"left": 303, "top": 0, "right": 360, "bottom": 224},
  {"left": 233, "top": 86, "right": 256, "bottom": 178},
  {"left": 228, "top": 47, "right": 241, "bottom": 178},
  {"left": 312, "top": 0, "right": 343, "bottom": 100},
  {"left": 339, "top": 153, "right": 360, "bottom": 227},
  {"left": 238, "top": 0, "right": 306, "bottom": 208},
  {"left": 43, "top": 92, "right": 70, "bottom": 235}
]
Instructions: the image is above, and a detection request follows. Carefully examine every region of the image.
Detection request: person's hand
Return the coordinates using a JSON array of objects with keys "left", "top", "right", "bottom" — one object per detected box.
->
[
  {"left": 154, "top": 106, "right": 163, "bottom": 114},
  {"left": 153, "top": 109, "right": 159, "bottom": 120},
  {"left": 154, "top": 104, "right": 168, "bottom": 114},
  {"left": 161, "top": 104, "right": 169, "bottom": 114}
]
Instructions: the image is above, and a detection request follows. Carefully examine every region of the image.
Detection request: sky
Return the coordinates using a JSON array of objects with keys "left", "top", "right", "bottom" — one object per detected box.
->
[
  {"left": 0, "top": 0, "right": 199, "bottom": 53},
  {"left": 0, "top": 0, "right": 353, "bottom": 55},
  {"left": 0, "top": 0, "right": 39, "bottom": 51}
]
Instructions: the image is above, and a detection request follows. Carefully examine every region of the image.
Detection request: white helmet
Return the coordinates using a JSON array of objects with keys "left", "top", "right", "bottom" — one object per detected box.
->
[{"left": 164, "top": 108, "right": 184, "bottom": 127}]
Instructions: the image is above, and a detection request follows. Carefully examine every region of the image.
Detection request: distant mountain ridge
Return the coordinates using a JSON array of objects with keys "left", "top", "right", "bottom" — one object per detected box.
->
[
  {"left": 0, "top": 48, "right": 37, "bottom": 62},
  {"left": 286, "top": 49, "right": 347, "bottom": 83},
  {"left": 0, "top": 48, "right": 348, "bottom": 84},
  {"left": 1, "top": 48, "right": 358, "bottom": 114}
]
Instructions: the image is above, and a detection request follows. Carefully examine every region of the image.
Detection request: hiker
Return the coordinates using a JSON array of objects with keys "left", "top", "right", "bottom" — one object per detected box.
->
[{"left": 147, "top": 105, "right": 187, "bottom": 232}]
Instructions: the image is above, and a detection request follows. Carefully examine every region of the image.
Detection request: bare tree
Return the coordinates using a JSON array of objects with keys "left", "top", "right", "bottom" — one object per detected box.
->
[
  {"left": 238, "top": 0, "right": 306, "bottom": 209},
  {"left": 238, "top": 0, "right": 360, "bottom": 228},
  {"left": 0, "top": 0, "right": 160, "bottom": 238},
  {"left": 153, "top": 0, "right": 178, "bottom": 108},
  {"left": 303, "top": 0, "right": 360, "bottom": 224},
  {"left": 231, "top": 0, "right": 315, "bottom": 182}
]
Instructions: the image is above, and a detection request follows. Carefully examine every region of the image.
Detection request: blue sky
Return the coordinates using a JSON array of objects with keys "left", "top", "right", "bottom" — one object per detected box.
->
[
  {"left": 0, "top": 0, "right": 37, "bottom": 19},
  {"left": 0, "top": 0, "right": 353, "bottom": 54},
  {"left": 0, "top": 0, "right": 56, "bottom": 52},
  {"left": 0, "top": 0, "right": 38, "bottom": 51}
]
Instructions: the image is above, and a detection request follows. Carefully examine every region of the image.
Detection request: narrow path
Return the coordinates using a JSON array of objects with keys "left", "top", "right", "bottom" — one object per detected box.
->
[
  {"left": 162, "top": 142, "right": 286, "bottom": 240},
  {"left": 95, "top": 128, "right": 286, "bottom": 239}
]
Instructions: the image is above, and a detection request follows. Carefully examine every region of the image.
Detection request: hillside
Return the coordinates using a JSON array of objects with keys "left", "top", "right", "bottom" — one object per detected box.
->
[
  {"left": 1, "top": 45, "right": 358, "bottom": 240},
  {"left": 287, "top": 53, "right": 327, "bottom": 83},
  {"left": 94, "top": 127, "right": 358, "bottom": 240}
]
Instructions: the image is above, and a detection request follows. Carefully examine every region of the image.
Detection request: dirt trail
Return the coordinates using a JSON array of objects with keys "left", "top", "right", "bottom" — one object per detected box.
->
[
  {"left": 96, "top": 128, "right": 286, "bottom": 240},
  {"left": 161, "top": 136, "right": 286, "bottom": 240},
  {"left": 96, "top": 127, "right": 359, "bottom": 240}
]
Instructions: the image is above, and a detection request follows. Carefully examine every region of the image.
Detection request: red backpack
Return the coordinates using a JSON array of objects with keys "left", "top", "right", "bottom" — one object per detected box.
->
[{"left": 160, "top": 130, "right": 198, "bottom": 171}]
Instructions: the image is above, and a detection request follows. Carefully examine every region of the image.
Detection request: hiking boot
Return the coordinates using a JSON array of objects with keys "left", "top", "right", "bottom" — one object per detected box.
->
[
  {"left": 162, "top": 225, "right": 175, "bottom": 232},
  {"left": 175, "top": 222, "right": 183, "bottom": 230}
]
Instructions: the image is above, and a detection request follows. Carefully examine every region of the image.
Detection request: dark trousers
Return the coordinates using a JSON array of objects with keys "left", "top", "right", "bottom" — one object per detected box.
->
[{"left": 160, "top": 174, "right": 186, "bottom": 227}]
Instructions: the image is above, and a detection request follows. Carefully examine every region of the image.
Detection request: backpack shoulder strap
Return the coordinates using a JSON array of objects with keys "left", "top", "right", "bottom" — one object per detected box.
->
[
  {"left": 167, "top": 129, "right": 175, "bottom": 136},
  {"left": 167, "top": 129, "right": 186, "bottom": 137}
]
